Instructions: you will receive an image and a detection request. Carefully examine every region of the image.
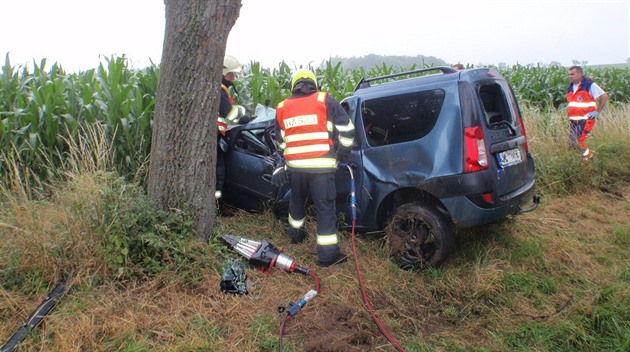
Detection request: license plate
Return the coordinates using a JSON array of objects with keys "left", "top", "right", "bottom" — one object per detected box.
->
[{"left": 497, "top": 148, "right": 522, "bottom": 168}]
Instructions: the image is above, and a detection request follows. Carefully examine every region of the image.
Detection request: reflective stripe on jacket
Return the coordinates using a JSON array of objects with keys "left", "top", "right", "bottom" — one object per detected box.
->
[
  {"left": 221, "top": 84, "right": 235, "bottom": 104},
  {"left": 566, "top": 78, "right": 596, "bottom": 121},
  {"left": 277, "top": 92, "right": 337, "bottom": 170},
  {"left": 218, "top": 84, "right": 234, "bottom": 136}
]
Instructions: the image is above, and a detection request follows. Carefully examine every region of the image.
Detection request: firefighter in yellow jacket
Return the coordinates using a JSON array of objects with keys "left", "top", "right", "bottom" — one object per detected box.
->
[
  {"left": 272, "top": 69, "right": 355, "bottom": 267},
  {"left": 216, "top": 55, "right": 243, "bottom": 200}
]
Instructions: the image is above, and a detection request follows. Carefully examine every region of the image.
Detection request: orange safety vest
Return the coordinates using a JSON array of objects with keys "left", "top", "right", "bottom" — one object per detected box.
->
[
  {"left": 217, "top": 84, "right": 234, "bottom": 136},
  {"left": 276, "top": 92, "right": 337, "bottom": 170},
  {"left": 566, "top": 79, "right": 596, "bottom": 121}
]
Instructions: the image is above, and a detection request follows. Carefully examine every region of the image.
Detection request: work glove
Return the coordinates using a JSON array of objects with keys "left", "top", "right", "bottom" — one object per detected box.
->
[
  {"left": 271, "top": 165, "right": 289, "bottom": 187},
  {"left": 226, "top": 105, "right": 246, "bottom": 123},
  {"left": 337, "top": 147, "right": 351, "bottom": 164},
  {"left": 587, "top": 111, "right": 599, "bottom": 119}
]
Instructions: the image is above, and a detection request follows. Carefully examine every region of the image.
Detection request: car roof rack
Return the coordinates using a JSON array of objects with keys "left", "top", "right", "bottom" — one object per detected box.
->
[{"left": 353, "top": 66, "right": 457, "bottom": 92}]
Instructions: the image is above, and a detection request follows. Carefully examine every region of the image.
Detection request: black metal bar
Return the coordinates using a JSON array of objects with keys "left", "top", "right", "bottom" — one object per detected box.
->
[
  {"left": 1, "top": 277, "right": 68, "bottom": 352},
  {"left": 354, "top": 66, "right": 457, "bottom": 92}
]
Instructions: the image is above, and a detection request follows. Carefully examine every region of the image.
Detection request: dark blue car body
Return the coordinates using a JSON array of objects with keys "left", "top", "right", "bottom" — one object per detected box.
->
[{"left": 222, "top": 67, "right": 538, "bottom": 267}]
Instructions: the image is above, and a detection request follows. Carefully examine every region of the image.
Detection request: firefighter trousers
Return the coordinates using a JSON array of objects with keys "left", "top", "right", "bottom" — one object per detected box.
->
[{"left": 288, "top": 171, "right": 341, "bottom": 262}]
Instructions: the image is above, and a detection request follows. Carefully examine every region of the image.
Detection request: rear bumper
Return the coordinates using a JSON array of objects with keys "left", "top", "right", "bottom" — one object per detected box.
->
[
  {"left": 441, "top": 186, "right": 537, "bottom": 228},
  {"left": 424, "top": 159, "right": 537, "bottom": 228}
]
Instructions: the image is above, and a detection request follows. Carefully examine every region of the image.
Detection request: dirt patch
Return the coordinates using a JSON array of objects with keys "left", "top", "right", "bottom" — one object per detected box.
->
[{"left": 282, "top": 301, "right": 377, "bottom": 351}]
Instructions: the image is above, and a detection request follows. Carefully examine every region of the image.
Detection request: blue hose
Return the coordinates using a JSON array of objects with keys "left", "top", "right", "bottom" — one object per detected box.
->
[{"left": 339, "top": 163, "right": 357, "bottom": 222}]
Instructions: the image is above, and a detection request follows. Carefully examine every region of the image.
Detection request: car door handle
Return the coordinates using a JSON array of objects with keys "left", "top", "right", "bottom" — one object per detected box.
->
[{"left": 262, "top": 174, "right": 272, "bottom": 182}]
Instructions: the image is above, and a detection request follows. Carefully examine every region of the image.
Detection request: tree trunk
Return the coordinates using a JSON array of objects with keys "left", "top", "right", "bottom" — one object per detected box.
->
[{"left": 148, "top": 0, "right": 241, "bottom": 241}]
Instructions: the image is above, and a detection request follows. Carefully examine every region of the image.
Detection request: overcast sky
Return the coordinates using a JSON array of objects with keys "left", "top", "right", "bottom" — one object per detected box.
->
[{"left": 1, "top": 0, "right": 628, "bottom": 73}]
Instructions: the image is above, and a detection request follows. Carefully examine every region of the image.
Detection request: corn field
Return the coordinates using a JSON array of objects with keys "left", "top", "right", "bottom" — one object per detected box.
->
[
  {"left": 0, "top": 55, "right": 156, "bottom": 186},
  {"left": 500, "top": 63, "right": 630, "bottom": 110},
  {"left": 1, "top": 54, "right": 629, "bottom": 187}
]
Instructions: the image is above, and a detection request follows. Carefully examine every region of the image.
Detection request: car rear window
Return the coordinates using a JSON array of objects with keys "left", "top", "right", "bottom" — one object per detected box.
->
[
  {"left": 361, "top": 89, "right": 445, "bottom": 146},
  {"left": 478, "top": 83, "right": 514, "bottom": 126}
]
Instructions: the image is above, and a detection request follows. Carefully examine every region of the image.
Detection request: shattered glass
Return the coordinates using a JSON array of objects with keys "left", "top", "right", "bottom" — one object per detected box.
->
[{"left": 220, "top": 259, "right": 248, "bottom": 295}]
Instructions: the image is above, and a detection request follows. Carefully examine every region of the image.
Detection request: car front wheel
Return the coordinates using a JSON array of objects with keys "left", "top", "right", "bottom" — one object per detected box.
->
[{"left": 386, "top": 203, "right": 453, "bottom": 270}]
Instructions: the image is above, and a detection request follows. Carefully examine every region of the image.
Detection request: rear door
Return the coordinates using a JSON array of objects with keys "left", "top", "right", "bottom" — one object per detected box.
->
[{"left": 477, "top": 80, "right": 531, "bottom": 197}]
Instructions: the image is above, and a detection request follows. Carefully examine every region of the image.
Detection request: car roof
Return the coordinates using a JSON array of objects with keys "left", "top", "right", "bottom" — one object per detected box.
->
[{"left": 349, "top": 67, "right": 505, "bottom": 98}]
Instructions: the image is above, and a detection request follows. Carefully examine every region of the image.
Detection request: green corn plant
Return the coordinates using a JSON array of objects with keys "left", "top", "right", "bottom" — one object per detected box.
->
[
  {"left": 593, "top": 66, "right": 630, "bottom": 104},
  {"left": 318, "top": 60, "right": 349, "bottom": 100},
  {"left": 500, "top": 64, "right": 630, "bottom": 110},
  {"left": 1, "top": 54, "right": 158, "bottom": 187},
  {"left": 236, "top": 60, "right": 292, "bottom": 112}
]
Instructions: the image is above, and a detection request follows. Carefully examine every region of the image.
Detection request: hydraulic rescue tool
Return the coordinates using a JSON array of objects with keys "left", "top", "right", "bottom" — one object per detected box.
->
[
  {"left": 220, "top": 234, "right": 320, "bottom": 351},
  {"left": 221, "top": 234, "right": 310, "bottom": 275}
]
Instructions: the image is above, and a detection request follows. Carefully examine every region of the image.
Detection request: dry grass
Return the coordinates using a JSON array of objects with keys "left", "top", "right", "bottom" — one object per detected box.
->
[
  {"left": 2, "top": 108, "right": 629, "bottom": 351},
  {"left": 3, "top": 182, "right": 628, "bottom": 351}
]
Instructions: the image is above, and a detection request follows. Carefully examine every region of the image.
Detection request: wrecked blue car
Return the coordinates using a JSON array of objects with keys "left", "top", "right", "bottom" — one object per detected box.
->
[{"left": 222, "top": 67, "right": 538, "bottom": 269}]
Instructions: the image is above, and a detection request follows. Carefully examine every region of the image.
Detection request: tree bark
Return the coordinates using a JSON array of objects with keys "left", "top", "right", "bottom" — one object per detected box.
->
[{"left": 148, "top": 0, "right": 241, "bottom": 241}]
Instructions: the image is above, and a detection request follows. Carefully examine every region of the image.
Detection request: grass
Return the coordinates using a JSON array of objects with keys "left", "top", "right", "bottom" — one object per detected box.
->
[
  {"left": 1, "top": 107, "right": 629, "bottom": 351},
  {"left": 523, "top": 103, "right": 630, "bottom": 197},
  {"left": 3, "top": 183, "right": 628, "bottom": 351}
]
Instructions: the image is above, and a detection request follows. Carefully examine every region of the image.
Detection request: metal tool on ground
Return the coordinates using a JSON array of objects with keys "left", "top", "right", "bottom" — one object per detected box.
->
[
  {"left": 1, "top": 277, "right": 68, "bottom": 352},
  {"left": 221, "top": 234, "right": 312, "bottom": 275},
  {"left": 220, "top": 234, "right": 320, "bottom": 351}
]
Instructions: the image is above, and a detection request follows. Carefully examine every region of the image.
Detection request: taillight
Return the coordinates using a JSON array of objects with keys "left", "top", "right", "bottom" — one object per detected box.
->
[
  {"left": 482, "top": 192, "right": 493, "bottom": 204},
  {"left": 517, "top": 115, "right": 529, "bottom": 153},
  {"left": 463, "top": 126, "right": 489, "bottom": 173}
]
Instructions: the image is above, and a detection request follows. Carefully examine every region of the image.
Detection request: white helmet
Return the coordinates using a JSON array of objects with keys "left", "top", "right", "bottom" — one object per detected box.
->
[{"left": 223, "top": 55, "right": 243, "bottom": 76}]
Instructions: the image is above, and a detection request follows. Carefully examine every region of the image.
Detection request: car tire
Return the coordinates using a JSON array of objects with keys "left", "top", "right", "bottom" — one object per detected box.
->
[{"left": 386, "top": 203, "right": 453, "bottom": 270}]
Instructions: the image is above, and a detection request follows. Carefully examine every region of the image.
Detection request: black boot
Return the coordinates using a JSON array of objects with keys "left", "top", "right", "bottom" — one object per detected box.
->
[
  {"left": 287, "top": 226, "right": 307, "bottom": 244},
  {"left": 317, "top": 252, "right": 347, "bottom": 267},
  {"left": 317, "top": 244, "right": 347, "bottom": 267}
]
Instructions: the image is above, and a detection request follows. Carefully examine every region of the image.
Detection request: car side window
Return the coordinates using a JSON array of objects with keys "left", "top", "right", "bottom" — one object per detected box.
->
[{"left": 362, "top": 89, "right": 445, "bottom": 147}]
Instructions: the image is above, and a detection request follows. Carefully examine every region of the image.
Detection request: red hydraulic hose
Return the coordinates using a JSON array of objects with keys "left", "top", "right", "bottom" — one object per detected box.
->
[
  {"left": 278, "top": 268, "right": 320, "bottom": 351},
  {"left": 308, "top": 270, "right": 321, "bottom": 292},
  {"left": 350, "top": 219, "right": 406, "bottom": 351},
  {"left": 341, "top": 160, "right": 406, "bottom": 351},
  {"left": 278, "top": 314, "right": 291, "bottom": 350}
]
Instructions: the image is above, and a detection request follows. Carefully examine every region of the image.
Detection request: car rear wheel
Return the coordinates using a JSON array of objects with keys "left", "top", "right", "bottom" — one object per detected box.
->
[{"left": 386, "top": 203, "right": 453, "bottom": 270}]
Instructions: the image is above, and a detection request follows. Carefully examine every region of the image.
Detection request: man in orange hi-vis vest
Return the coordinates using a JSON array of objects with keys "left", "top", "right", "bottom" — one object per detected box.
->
[
  {"left": 566, "top": 66, "right": 608, "bottom": 160},
  {"left": 272, "top": 69, "right": 355, "bottom": 267}
]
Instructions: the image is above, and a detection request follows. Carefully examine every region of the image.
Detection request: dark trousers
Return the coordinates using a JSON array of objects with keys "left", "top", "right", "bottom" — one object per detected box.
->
[{"left": 288, "top": 172, "right": 340, "bottom": 262}]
